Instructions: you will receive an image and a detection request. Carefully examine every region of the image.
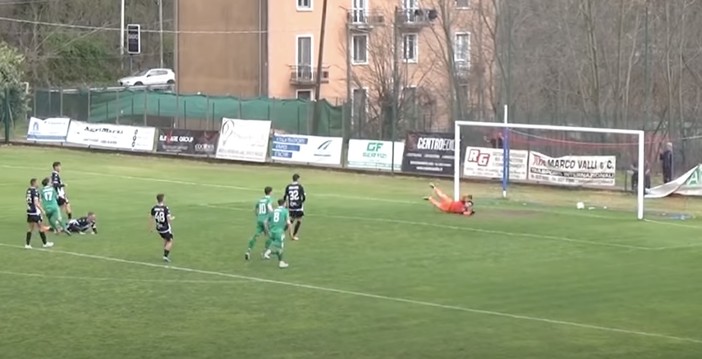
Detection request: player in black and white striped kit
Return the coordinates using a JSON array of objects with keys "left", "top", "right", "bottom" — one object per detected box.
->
[{"left": 284, "top": 173, "right": 306, "bottom": 241}]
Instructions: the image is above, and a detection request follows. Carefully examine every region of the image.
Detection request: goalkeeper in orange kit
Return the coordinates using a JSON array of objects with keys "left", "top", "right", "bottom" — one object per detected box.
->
[{"left": 423, "top": 183, "right": 475, "bottom": 216}]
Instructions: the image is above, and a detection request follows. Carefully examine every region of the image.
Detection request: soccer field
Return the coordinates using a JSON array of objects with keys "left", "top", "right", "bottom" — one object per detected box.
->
[{"left": 1, "top": 146, "right": 702, "bottom": 358}]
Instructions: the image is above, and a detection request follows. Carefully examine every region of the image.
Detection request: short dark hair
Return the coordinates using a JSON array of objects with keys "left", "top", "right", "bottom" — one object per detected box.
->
[
  {"left": 41, "top": 177, "right": 50, "bottom": 186},
  {"left": 30, "top": 178, "right": 37, "bottom": 186},
  {"left": 264, "top": 186, "right": 273, "bottom": 195},
  {"left": 292, "top": 173, "right": 300, "bottom": 181},
  {"left": 278, "top": 198, "right": 286, "bottom": 206},
  {"left": 87, "top": 212, "right": 95, "bottom": 216},
  {"left": 52, "top": 161, "right": 61, "bottom": 169},
  {"left": 156, "top": 193, "right": 165, "bottom": 202}
]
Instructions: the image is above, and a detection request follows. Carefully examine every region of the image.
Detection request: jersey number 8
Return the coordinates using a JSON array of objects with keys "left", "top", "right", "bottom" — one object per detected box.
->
[{"left": 273, "top": 211, "right": 280, "bottom": 222}]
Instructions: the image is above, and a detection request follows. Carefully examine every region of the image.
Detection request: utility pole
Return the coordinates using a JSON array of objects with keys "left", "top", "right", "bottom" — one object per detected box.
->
[
  {"left": 312, "top": 0, "right": 329, "bottom": 134},
  {"left": 159, "top": 0, "right": 164, "bottom": 68},
  {"left": 120, "top": 0, "right": 125, "bottom": 69},
  {"left": 391, "top": 6, "right": 400, "bottom": 142},
  {"left": 345, "top": 16, "right": 352, "bottom": 140}
]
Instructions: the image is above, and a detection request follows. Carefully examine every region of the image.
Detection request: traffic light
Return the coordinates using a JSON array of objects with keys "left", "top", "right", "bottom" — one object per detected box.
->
[{"left": 126, "top": 24, "right": 141, "bottom": 55}]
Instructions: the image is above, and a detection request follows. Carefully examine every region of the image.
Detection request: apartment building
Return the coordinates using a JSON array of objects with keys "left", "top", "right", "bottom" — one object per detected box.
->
[{"left": 175, "top": 0, "right": 493, "bottom": 127}]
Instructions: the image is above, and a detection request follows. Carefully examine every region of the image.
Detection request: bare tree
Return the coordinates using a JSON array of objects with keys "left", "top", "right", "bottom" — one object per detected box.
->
[{"left": 339, "top": 8, "right": 440, "bottom": 140}]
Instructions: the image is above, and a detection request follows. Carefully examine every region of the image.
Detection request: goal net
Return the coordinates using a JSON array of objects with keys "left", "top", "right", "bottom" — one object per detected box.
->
[{"left": 453, "top": 120, "right": 645, "bottom": 219}]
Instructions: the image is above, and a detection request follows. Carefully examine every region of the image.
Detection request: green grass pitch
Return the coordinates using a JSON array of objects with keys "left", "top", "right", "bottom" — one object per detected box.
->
[{"left": 1, "top": 145, "right": 702, "bottom": 358}]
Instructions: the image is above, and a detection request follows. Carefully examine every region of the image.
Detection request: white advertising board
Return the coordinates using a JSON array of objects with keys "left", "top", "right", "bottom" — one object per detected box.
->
[
  {"left": 347, "top": 140, "right": 404, "bottom": 171},
  {"left": 528, "top": 151, "right": 617, "bottom": 186},
  {"left": 271, "top": 134, "right": 343, "bottom": 165},
  {"left": 462, "top": 146, "right": 528, "bottom": 180},
  {"left": 26, "top": 117, "right": 71, "bottom": 142},
  {"left": 215, "top": 118, "right": 271, "bottom": 163},
  {"left": 65, "top": 121, "right": 156, "bottom": 152}
]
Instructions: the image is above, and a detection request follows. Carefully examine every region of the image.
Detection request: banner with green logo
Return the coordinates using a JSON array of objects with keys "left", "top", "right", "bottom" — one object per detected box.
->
[
  {"left": 646, "top": 164, "right": 702, "bottom": 198},
  {"left": 347, "top": 139, "right": 404, "bottom": 171}
]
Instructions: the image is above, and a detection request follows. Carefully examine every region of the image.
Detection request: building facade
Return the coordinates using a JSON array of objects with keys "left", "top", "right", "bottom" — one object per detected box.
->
[{"left": 175, "top": 0, "right": 494, "bottom": 132}]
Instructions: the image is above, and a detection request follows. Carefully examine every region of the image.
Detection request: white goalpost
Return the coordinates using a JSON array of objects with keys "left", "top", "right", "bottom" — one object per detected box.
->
[{"left": 453, "top": 116, "right": 646, "bottom": 220}]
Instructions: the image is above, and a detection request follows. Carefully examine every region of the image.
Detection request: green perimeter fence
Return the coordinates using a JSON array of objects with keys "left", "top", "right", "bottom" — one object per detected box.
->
[{"left": 30, "top": 87, "right": 345, "bottom": 136}]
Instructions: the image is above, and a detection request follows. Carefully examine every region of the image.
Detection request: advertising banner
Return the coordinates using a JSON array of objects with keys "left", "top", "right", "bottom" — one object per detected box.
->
[
  {"left": 528, "top": 151, "right": 617, "bottom": 186},
  {"left": 65, "top": 121, "right": 156, "bottom": 152},
  {"left": 215, "top": 118, "right": 271, "bottom": 162},
  {"left": 26, "top": 117, "right": 71, "bottom": 142},
  {"left": 463, "top": 146, "right": 529, "bottom": 180},
  {"left": 271, "top": 134, "right": 343, "bottom": 165},
  {"left": 401, "top": 132, "right": 457, "bottom": 176},
  {"left": 646, "top": 164, "right": 702, "bottom": 198},
  {"left": 347, "top": 140, "right": 404, "bottom": 171},
  {"left": 156, "top": 129, "right": 219, "bottom": 156}
]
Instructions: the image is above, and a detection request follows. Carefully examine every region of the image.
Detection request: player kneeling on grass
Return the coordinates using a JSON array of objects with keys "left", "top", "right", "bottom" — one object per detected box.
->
[
  {"left": 67, "top": 212, "right": 98, "bottom": 235},
  {"left": 423, "top": 183, "right": 475, "bottom": 216},
  {"left": 40, "top": 177, "right": 70, "bottom": 235},
  {"left": 263, "top": 199, "right": 292, "bottom": 269}
]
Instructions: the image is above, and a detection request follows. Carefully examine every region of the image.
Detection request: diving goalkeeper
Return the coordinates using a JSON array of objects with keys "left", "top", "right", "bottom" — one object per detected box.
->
[{"left": 423, "top": 183, "right": 474, "bottom": 216}]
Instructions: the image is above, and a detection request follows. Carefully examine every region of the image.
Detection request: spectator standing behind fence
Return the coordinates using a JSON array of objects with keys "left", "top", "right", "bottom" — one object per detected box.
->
[
  {"left": 630, "top": 160, "right": 651, "bottom": 192},
  {"left": 484, "top": 132, "right": 504, "bottom": 149},
  {"left": 659, "top": 142, "right": 673, "bottom": 183}
]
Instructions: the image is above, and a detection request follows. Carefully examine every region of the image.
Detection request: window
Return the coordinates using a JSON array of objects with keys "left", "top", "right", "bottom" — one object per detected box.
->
[
  {"left": 352, "top": 0, "right": 367, "bottom": 23},
  {"left": 454, "top": 32, "right": 471, "bottom": 65},
  {"left": 403, "top": 34, "right": 418, "bottom": 62},
  {"left": 351, "top": 34, "right": 368, "bottom": 64},
  {"left": 296, "top": 90, "right": 313, "bottom": 100},
  {"left": 296, "top": 35, "right": 313, "bottom": 80},
  {"left": 455, "top": 0, "right": 470, "bottom": 8},
  {"left": 297, "top": 0, "right": 312, "bottom": 11}
]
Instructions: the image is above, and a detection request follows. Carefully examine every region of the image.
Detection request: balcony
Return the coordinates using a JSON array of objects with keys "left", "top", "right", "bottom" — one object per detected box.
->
[
  {"left": 347, "top": 10, "right": 385, "bottom": 32},
  {"left": 396, "top": 8, "right": 437, "bottom": 29},
  {"left": 289, "top": 65, "right": 330, "bottom": 86}
]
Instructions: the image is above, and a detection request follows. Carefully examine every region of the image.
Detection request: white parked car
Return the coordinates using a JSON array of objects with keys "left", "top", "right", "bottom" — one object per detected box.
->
[{"left": 118, "top": 68, "right": 175, "bottom": 86}]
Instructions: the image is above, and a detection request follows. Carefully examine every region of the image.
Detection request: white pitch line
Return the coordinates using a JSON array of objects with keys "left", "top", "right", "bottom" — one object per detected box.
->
[
  {"left": 0, "top": 164, "right": 632, "bottom": 221},
  {"left": 0, "top": 270, "right": 250, "bottom": 285},
  {"left": 200, "top": 204, "right": 654, "bottom": 251},
  {"left": 0, "top": 243, "right": 699, "bottom": 345}
]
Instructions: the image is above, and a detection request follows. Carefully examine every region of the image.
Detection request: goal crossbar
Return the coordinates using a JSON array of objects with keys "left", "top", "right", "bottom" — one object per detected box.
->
[{"left": 453, "top": 120, "right": 645, "bottom": 220}]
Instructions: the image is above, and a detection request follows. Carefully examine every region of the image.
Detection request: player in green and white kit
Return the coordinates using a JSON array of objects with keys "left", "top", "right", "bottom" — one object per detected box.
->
[
  {"left": 245, "top": 186, "right": 274, "bottom": 261},
  {"left": 40, "top": 177, "right": 69, "bottom": 235},
  {"left": 263, "top": 199, "right": 293, "bottom": 269}
]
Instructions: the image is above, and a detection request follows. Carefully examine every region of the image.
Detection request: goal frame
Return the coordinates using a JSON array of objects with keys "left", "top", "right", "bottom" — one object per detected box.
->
[{"left": 453, "top": 120, "right": 646, "bottom": 220}]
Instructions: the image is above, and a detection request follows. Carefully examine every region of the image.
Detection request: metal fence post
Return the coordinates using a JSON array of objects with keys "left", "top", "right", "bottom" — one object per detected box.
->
[
  {"left": 205, "top": 94, "right": 211, "bottom": 130},
  {"left": 143, "top": 88, "right": 148, "bottom": 126},
  {"left": 32, "top": 89, "right": 37, "bottom": 117},
  {"left": 59, "top": 87, "right": 64, "bottom": 117},
  {"left": 182, "top": 99, "right": 187, "bottom": 129},
  {"left": 87, "top": 89, "right": 92, "bottom": 120},
  {"left": 116, "top": 90, "right": 121, "bottom": 124}
]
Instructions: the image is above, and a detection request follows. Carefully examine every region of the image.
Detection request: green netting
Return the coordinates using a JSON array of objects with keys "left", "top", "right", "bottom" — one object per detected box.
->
[{"left": 32, "top": 89, "right": 343, "bottom": 136}]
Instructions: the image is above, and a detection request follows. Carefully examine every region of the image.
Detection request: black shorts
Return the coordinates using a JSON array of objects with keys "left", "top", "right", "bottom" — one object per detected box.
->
[
  {"left": 57, "top": 197, "right": 69, "bottom": 206},
  {"left": 159, "top": 232, "right": 173, "bottom": 241},
  {"left": 290, "top": 210, "right": 304, "bottom": 219},
  {"left": 27, "top": 214, "right": 42, "bottom": 223}
]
